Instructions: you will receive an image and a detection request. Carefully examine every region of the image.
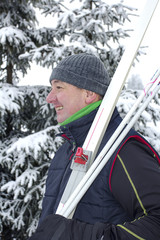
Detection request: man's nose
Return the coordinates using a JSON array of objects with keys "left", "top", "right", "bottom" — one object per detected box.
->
[{"left": 46, "top": 90, "right": 57, "bottom": 103}]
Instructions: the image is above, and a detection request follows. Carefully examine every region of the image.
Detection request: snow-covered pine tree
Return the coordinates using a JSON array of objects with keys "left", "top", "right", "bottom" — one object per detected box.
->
[
  {"left": 0, "top": 0, "right": 57, "bottom": 84},
  {"left": 0, "top": 0, "right": 37, "bottom": 84},
  {"left": 21, "top": 0, "right": 137, "bottom": 78},
  {"left": 117, "top": 74, "right": 160, "bottom": 154},
  {"left": 0, "top": 83, "right": 63, "bottom": 239}
]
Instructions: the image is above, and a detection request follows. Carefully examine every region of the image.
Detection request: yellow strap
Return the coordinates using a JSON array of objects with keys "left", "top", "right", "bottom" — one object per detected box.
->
[
  {"left": 117, "top": 154, "right": 147, "bottom": 216},
  {"left": 117, "top": 224, "right": 145, "bottom": 240}
]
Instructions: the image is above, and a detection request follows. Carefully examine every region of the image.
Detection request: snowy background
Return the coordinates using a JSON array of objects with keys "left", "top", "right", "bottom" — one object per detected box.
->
[
  {"left": 19, "top": 0, "right": 160, "bottom": 87},
  {"left": 0, "top": 0, "right": 160, "bottom": 239}
]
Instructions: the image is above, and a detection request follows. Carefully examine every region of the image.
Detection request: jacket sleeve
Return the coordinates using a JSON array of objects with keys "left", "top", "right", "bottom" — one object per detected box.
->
[{"left": 107, "top": 138, "right": 160, "bottom": 239}]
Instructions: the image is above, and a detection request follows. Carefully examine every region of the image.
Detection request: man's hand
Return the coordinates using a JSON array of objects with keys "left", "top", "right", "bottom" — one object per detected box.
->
[{"left": 28, "top": 214, "right": 107, "bottom": 240}]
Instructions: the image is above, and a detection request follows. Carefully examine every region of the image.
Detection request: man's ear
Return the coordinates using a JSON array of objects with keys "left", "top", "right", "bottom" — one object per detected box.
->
[{"left": 85, "top": 90, "right": 100, "bottom": 104}]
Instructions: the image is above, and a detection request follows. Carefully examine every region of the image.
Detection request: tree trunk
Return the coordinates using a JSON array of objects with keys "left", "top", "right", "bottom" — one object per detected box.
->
[{"left": 6, "top": 62, "right": 13, "bottom": 85}]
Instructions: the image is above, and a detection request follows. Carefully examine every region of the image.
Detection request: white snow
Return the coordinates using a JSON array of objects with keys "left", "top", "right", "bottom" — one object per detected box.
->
[
  {"left": 0, "top": 26, "right": 27, "bottom": 45},
  {"left": 7, "top": 126, "right": 60, "bottom": 158},
  {"left": 0, "top": 84, "right": 24, "bottom": 114}
]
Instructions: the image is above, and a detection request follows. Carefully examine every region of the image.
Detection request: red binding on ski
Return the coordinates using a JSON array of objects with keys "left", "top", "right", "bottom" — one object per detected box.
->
[{"left": 74, "top": 147, "right": 88, "bottom": 165}]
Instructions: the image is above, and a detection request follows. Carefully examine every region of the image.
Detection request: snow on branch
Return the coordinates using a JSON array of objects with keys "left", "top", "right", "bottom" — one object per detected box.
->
[
  {"left": 0, "top": 26, "right": 28, "bottom": 46},
  {"left": 7, "top": 126, "right": 61, "bottom": 159},
  {"left": 0, "top": 84, "right": 24, "bottom": 115}
]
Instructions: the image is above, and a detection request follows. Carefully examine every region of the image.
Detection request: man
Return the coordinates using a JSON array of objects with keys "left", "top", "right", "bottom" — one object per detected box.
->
[{"left": 29, "top": 53, "right": 160, "bottom": 239}]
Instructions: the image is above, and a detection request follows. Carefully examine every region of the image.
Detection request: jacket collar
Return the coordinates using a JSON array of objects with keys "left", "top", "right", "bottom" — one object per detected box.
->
[{"left": 59, "top": 107, "right": 121, "bottom": 148}]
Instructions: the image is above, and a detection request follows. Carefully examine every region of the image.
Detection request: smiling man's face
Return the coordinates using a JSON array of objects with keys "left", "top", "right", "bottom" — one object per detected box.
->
[{"left": 46, "top": 80, "right": 88, "bottom": 123}]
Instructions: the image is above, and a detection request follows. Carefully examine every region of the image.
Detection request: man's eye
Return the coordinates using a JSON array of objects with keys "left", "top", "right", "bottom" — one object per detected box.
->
[{"left": 56, "top": 86, "right": 62, "bottom": 89}]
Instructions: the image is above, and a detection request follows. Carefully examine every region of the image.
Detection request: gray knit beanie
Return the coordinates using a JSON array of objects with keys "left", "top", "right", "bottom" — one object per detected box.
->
[{"left": 49, "top": 53, "right": 110, "bottom": 96}]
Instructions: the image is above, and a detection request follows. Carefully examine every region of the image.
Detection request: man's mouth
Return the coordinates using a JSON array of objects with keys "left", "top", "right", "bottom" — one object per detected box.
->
[{"left": 56, "top": 106, "right": 63, "bottom": 111}]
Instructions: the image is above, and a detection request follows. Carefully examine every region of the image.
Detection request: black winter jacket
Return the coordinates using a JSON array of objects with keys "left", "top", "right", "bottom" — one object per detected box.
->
[
  {"left": 39, "top": 107, "right": 135, "bottom": 225},
  {"left": 30, "top": 107, "right": 160, "bottom": 240}
]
